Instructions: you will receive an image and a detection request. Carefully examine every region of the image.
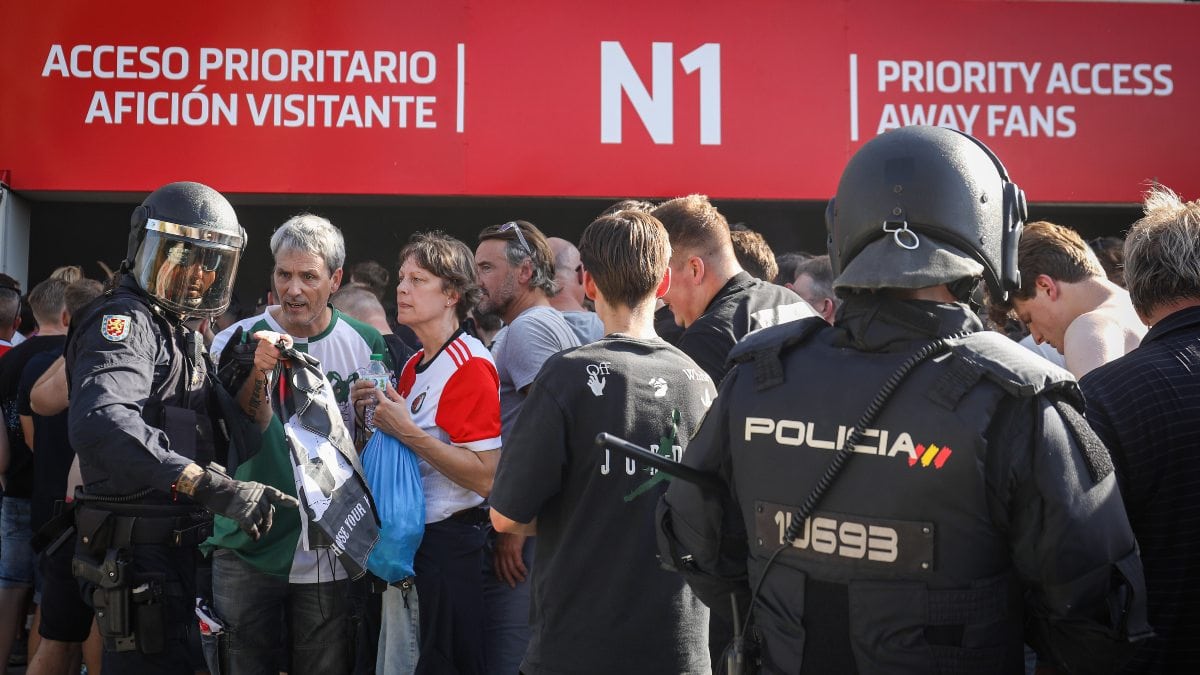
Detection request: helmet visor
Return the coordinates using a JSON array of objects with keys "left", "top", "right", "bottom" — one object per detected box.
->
[{"left": 133, "top": 231, "right": 240, "bottom": 318}]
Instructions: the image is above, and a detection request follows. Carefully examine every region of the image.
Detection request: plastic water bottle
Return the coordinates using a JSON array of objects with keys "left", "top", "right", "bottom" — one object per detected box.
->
[{"left": 362, "top": 353, "right": 391, "bottom": 433}]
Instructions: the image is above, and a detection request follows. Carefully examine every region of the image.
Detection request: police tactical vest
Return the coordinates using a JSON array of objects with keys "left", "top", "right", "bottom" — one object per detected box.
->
[
  {"left": 725, "top": 318, "right": 1075, "bottom": 674},
  {"left": 68, "top": 282, "right": 221, "bottom": 495}
]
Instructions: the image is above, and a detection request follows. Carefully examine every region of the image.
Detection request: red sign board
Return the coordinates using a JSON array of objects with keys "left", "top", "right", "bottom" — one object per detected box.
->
[{"left": 1, "top": 0, "right": 1196, "bottom": 202}]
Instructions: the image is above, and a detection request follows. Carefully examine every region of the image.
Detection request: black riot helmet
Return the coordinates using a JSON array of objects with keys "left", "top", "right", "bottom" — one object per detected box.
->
[
  {"left": 125, "top": 181, "right": 246, "bottom": 319},
  {"left": 825, "top": 125, "right": 1027, "bottom": 301}
]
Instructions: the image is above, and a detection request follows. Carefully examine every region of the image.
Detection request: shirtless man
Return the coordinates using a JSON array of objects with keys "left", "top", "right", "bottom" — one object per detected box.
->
[{"left": 1006, "top": 220, "right": 1145, "bottom": 378}]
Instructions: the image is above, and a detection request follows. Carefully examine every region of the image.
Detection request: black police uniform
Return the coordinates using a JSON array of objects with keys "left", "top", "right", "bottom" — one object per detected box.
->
[
  {"left": 65, "top": 276, "right": 220, "bottom": 673},
  {"left": 675, "top": 271, "right": 812, "bottom": 383},
  {"left": 659, "top": 295, "right": 1149, "bottom": 674}
]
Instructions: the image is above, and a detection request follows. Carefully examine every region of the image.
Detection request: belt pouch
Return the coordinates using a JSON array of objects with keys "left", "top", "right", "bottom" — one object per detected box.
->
[
  {"left": 162, "top": 405, "right": 198, "bottom": 459},
  {"left": 76, "top": 508, "right": 114, "bottom": 556},
  {"left": 134, "top": 578, "right": 167, "bottom": 654}
]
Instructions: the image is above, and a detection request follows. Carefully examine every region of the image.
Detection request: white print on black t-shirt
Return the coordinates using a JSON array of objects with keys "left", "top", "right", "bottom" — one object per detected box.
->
[
  {"left": 586, "top": 362, "right": 611, "bottom": 397},
  {"left": 648, "top": 377, "right": 668, "bottom": 397},
  {"left": 682, "top": 368, "right": 711, "bottom": 382},
  {"left": 593, "top": 408, "right": 687, "bottom": 503},
  {"left": 599, "top": 443, "right": 683, "bottom": 476}
]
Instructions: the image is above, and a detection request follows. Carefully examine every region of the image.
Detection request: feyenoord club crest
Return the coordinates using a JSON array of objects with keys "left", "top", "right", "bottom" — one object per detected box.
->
[
  {"left": 410, "top": 391, "right": 426, "bottom": 414},
  {"left": 101, "top": 314, "right": 132, "bottom": 342}
]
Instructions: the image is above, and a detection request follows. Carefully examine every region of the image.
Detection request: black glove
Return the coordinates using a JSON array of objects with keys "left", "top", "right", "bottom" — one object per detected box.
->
[
  {"left": 191, "top": 466, "right": 299, "bottom": 540},
  {"left": 217, "top": 327, "right": 260, "bottom": 395}
]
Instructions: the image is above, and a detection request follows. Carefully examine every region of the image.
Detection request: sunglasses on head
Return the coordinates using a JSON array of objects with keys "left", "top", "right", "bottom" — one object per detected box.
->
[{"left": 497, "top": 221, "right": 533, "bottom": 258}]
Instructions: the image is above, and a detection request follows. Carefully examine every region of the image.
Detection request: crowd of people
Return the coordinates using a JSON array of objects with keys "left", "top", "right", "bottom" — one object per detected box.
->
[{"left": 0, "top": 124, "right": 1196, "bottom": 674}]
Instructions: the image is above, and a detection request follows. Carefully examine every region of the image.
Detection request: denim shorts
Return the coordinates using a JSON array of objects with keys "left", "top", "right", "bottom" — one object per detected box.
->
[{"left": 0, "top": 497, "right": 35, "bottom": 588}]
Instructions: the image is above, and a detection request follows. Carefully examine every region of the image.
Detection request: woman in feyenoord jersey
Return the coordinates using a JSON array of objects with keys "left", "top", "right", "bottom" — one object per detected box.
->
[{"left": 353, "top": 230, "right": 501, "bottom": 674}]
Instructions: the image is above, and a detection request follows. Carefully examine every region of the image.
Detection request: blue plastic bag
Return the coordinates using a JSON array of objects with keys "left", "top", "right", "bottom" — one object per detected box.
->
[{"left": 362, "top": 430, "right": 425, "bottom": 582}]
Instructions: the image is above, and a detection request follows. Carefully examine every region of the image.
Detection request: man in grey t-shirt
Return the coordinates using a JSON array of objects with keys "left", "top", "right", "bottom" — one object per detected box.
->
[
  {"left": 548, "top": 237, "right": 605, "bottom": 344},
  {"left": 475, "top": 220, "right": 580, "bottom": 675}
]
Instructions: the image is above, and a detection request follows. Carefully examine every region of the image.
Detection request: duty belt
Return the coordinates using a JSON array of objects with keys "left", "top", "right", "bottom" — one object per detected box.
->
[{"left": 75, "top": 501, "right": 212, "bottom": 551}]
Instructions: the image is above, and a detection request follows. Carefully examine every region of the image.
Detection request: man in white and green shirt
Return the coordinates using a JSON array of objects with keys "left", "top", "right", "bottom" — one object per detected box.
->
[{"left": 206, "top": 214, "right": 391, "bottom": 675}]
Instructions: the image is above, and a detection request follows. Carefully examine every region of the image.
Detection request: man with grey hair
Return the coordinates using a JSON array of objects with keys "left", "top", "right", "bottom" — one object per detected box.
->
[
  {"left": 475, "top": 220, "right": 579, "bottom": 675},
  {"left": 791, "top": 254, "right": 839, "bottom": 324},
  {"left": 547, "top": 236, "right": 604, "bottom": 344},
  {"left": 209, "top": 213, "right": 392, "bottom": 675},
  {"left": 1080, "top": 185, "right": 1200, "bottom": 673}
]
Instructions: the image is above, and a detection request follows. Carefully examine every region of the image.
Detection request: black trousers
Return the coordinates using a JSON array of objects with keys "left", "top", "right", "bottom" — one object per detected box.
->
[
  {"left": 76, "top": 541, "right": 201, "bottom": 675},
  {"left": 413, "top": 517, "right": 487, "bottom": 675}
]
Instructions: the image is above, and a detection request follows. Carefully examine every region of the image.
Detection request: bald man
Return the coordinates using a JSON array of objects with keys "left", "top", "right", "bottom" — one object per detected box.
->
[
  {"left": 331, "top": 285, "right": 416, "bottom": 379},
  {"left": 548, "top": 237, "right": 604, "bottom": 343}
]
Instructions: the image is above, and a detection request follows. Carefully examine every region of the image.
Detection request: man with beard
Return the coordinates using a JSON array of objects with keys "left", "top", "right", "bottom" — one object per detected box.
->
[{"left": 474, "top": 220, "right": 579, "bottom": 675}]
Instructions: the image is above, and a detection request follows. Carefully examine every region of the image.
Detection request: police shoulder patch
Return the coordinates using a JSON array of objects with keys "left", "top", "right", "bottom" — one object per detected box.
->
[{"left": 101, "top": 314, "right": 132, "bottom": 342}]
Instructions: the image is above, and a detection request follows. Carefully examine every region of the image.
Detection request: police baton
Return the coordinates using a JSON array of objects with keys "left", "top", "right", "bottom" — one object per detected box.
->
[{"left": 593, "top": 433, "right": 725, "bottom": 493}]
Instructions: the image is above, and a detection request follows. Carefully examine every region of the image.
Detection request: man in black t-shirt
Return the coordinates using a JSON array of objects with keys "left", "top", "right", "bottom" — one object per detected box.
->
[
  {"left": 18, "top": 277, "right": 104, "bottom": 674},
  {"left": 0, "top": 276, "right": 72, "bottom": 669},
  {"left": 652, "top": 195, "right": 814, "bottom": 383},
  {"left": 20, "top": 351, "right": 66, "bottom": 532},
  {"left": 490, "top": 210, "right": 715, "bottom": 675}
]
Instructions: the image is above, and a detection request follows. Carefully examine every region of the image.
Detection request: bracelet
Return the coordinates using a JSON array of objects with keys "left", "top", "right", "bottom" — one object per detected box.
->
[{"left": 174, "top": 464, "right": 206, "bottom": 498}]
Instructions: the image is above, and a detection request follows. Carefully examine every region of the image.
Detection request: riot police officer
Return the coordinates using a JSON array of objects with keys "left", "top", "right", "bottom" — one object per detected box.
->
[
  {"left": 66, "top": 181, "right": 297, "bottom": 673},
  {"left": 657, "top": 126, "right": 1150, "bottom": 674}
]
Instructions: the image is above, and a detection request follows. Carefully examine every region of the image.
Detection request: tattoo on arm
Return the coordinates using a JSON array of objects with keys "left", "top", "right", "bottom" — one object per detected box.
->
[{"left": 247, "top": 369, "right": 271, "bottom": 418}]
